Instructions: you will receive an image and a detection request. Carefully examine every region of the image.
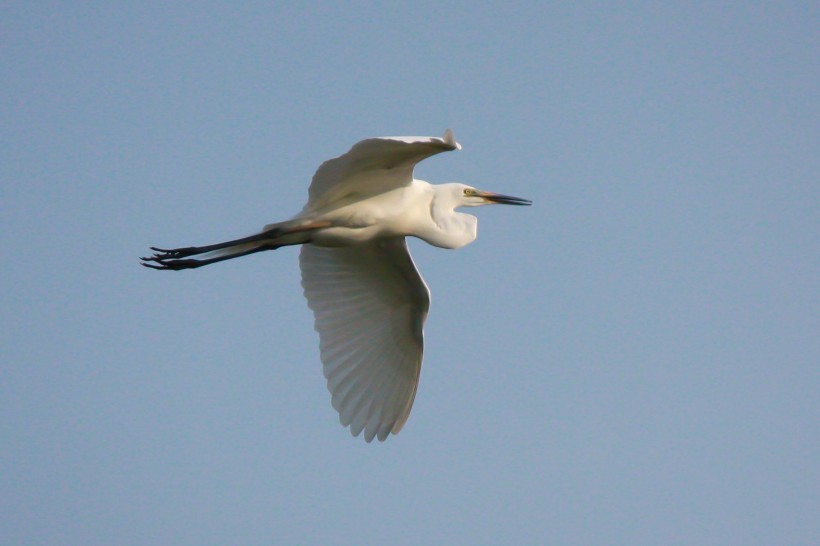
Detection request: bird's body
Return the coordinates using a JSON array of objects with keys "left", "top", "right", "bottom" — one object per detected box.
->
[
  {"left": 142, "top": 130, "right": 530, "bottom": 442},
  {"left": 292, "top": 180, "right": 477, "bottom": 249}
]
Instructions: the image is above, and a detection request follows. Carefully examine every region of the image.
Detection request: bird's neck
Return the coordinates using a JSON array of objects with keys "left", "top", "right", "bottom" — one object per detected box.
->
[{"left": 424, "top": 202, "right": 477, "bottom": 249}]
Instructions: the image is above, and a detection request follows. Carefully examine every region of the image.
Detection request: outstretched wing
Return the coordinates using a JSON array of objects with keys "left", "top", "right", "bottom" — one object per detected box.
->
[
  {"left": 299, "top": 238, "right": 431, "bottom": 442},
  {"left": 304, "top": 129, "right": 461, "bottom": 211}
]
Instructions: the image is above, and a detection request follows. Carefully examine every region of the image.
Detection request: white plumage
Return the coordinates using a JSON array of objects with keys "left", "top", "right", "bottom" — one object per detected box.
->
[
  {"left": 300, "top": 240, "right": 428, "bottom": 442},
  {"left": 142, "top": 130, "right": 530, "bottom": 441}
]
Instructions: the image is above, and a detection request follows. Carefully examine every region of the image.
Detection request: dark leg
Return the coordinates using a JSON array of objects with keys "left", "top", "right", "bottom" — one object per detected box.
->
[
  {"left": 141, "top": 243, "right": 281, "bottom": 270},
  {"left": 145, "top": 228, "right": 284, "bottom": 261},
  {"left": 140, "top": 220, "right": 332, "bottom": 271}
]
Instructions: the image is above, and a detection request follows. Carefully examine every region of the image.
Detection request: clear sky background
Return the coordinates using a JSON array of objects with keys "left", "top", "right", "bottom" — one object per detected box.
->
[{"left": 2, "top": 2, "right": 818, "bottom": 545}]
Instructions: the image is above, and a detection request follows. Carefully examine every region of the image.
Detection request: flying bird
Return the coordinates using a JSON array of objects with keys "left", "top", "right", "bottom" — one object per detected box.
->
[{"left": 142, "top": 129, "right": 531, "bottom": 442}]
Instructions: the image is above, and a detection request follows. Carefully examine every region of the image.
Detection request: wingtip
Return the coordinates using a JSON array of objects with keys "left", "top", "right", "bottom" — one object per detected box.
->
[{"left": 442, "top": 128, "right": 462, "bottom": 150}]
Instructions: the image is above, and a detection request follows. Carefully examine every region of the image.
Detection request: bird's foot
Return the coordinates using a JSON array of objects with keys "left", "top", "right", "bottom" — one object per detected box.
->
[
  {"left": 147, "top": 246, "right": 203, "bottom": 259},
  {"left": 140, "top": 247, "right": 206, "bottom": 270}
]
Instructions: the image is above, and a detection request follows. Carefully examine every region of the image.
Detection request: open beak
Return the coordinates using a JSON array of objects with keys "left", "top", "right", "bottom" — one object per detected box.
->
[{"left": 479, "top": 191, "right": 532, "bottom": 206}]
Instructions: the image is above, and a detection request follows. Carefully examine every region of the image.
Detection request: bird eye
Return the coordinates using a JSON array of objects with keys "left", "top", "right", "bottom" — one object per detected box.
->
[{"left": 463, "top": 189, "right": 473, "bottom": 196}]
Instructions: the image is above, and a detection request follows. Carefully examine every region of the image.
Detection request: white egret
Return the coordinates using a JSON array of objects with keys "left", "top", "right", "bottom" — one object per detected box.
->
[{"left": 142, "top": 129, "right": 531, "bottom": 442}]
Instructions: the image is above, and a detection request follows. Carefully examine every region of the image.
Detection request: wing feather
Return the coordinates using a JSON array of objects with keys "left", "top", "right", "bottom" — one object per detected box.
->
[
  {"left": 305, "top": 130, "right": 460, "bottom": 211},
  {"left": 299, "top": 238, "right": 431, "bottom": 441}
]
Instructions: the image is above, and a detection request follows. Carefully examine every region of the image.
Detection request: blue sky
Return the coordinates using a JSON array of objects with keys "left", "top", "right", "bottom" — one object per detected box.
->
[{"left": 2, "top": 2, "right": 818, "bottom": 544}]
